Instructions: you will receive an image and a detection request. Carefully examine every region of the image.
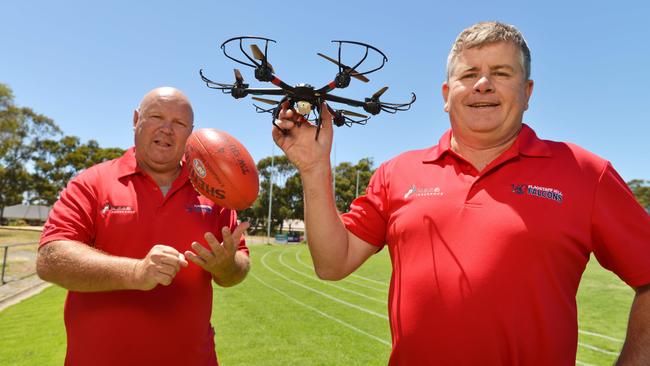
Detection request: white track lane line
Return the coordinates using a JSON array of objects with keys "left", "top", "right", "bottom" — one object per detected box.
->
[
  {"left": 261, "top": 250, "right": 388, "bottom": 320},
  {"left": 577, "top": 342, "right": 620, "bottom": 356},
  {"left": 279, "top": 250, "right": 386, "bottom": 303},
  {"left": 286, "top": 249, "right": 622, "bottom": 358},
  {"left": 250, "top": 272, "right": 391, "bottom": 346},
  {"left": 575, "top": 360, "right": 596, "bottom": 366},
  {"left": 578, "top": 329, "right": 624, "bottom": 343},
  {"left": 295, "top": 247, "right": 389, "bottom": 292}
]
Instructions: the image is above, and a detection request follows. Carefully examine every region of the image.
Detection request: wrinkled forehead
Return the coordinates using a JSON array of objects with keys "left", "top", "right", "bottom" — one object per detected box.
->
[
  {"left": 139, "top": 94, "right": 194, "bottom": 121},
  {"left": 449, "top": 42, "right": 525, "bottom": 75}
]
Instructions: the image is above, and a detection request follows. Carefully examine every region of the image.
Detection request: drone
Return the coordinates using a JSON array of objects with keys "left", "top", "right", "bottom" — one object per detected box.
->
[{"left": 200, "top": 36, "right": 416, "bottom": 139}]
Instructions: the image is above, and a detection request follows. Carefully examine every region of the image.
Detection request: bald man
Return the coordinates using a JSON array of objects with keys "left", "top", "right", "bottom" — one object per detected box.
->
[{"left": 37, "top": 87, "right": 250, "bottom": 366}]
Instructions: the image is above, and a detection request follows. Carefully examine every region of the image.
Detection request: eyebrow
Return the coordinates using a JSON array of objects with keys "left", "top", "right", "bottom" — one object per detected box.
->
[{"left": 460, "top": 64, "right": 515, "bottom": 74}]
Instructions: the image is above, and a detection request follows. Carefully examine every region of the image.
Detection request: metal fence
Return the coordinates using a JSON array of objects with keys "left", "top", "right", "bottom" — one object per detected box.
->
[{"left": 1, "top": 242, "right": 39, "bottom": 285}]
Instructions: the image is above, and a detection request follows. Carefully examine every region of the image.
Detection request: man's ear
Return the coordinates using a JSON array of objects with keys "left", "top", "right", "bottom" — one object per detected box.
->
[
  {"left": 442, "top": 82, "right": 450, "bottom": 113},
  {"left": 133, "top": 110, "right": 139, "bottom": 129},
  {"left": 524, "top": 79, "right": 534, "bottom": 111}
]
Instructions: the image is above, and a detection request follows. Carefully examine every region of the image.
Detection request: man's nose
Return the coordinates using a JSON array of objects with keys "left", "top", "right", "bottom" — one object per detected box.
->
[
  {"left": 473, "top": 76, "right": 494, "bottom": 94},
  {"left": 158, "top": 119, "right": 174, "bottom": 133}
]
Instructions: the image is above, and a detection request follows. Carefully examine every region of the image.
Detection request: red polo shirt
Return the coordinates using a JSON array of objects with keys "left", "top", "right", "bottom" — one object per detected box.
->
[
  {"left": 342, "top": 124, "right": 650, "bottom": 366},
  {"left": 40, "top": 147, "right": 248, "bottom": 366}
]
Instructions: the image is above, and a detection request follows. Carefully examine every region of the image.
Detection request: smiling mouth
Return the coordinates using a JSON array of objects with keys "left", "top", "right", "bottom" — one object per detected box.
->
[
  {"left": 154, "top": 139, "right": 172, "bottom": 148},
  {"left": 468, "top": 102, "right": 500, "bottom": 108}
]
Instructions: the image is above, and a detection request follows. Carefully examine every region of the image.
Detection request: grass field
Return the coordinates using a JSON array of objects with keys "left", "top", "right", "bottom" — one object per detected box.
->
[{"left": 0, "top": 243, "right": 635, "bottom": 365}]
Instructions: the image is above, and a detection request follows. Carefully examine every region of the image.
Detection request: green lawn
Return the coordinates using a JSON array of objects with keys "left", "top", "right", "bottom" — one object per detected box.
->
[
  {"left": 0, "top": 244, "right": 634, "bottom": 365},
  {"left": 0, "top": 228, "right": 41, "bottom": 245}
]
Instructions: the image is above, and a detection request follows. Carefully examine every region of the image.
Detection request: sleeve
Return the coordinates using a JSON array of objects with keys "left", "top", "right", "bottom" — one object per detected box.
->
[
  {"left": 591, "top": 162, "right": 650, "bottom": 288},
  {"left": 341, "top": 163, "right": 389, "bottom": 248},
  {"left": 39, "top": 171, "right": 98, "bottom": 247}
]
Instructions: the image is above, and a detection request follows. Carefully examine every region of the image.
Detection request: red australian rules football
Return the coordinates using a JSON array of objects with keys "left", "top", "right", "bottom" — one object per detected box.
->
[{"left": 185, "top": 128, "right": 259, "bottom": 210}]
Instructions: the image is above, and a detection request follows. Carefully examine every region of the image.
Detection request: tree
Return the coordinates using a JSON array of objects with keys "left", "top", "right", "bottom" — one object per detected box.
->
[
  {"left": 627, "top": 179, "right": 650, "bottom": 209},
  {"left": 240, "top": 155, "right": 297, "bottom": 234},
  {"left": 333, "top": 157, "right": 374, "bottom": 212},
  {"left": 29, "top": 136, "right": 124, "bottom": 204},
  {"left": 237, "top": 154, "right": 376, "bottom": 234},
  {"left": 0, "top": 83, "right": 60, "bottom": 222}
]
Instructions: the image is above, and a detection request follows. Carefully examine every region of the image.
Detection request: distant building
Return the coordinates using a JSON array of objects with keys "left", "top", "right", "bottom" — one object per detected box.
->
[
  {"left": 2, "top": 204, "right": 51, "bottom": 224},
  {"left": 283, "top": 219, "right": 305, "bottom": 232}
]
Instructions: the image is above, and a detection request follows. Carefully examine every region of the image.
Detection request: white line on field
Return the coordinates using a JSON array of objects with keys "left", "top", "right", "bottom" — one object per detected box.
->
[
  {"left": 284, "top": 249, "right": 623, "bottom": 358},
  {"left": 250, "top": 272, "right": 391, "bottom": 346},
  {"left": 278, "top": 250, "right": 385, "bottom": 303},
  {"left": 295, "top": 247, "right": 389, "bottom": 292},
  {"left": 577, "top": 342, "right": 620, "bottom": 356},
  {"left": 575, "top": 360, "right": 596, "bottom": 366},
  {"left": 578, "top": 329, "right": 624, "bottom": 343},
  {"left": 261, "top": 250, "right": 388, "bottom": 320}
]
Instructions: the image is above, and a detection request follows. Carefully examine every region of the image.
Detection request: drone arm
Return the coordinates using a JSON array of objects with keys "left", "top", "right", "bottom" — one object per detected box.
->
[
  {"left": 315, "top": 81, "right": 338, "bottom": 94},
  {"left": 268, "top": 77, "right": 295, "bottom": 92},
  {"left": 321, "top": 93, "right": 366, "bottom": 108},
  {"left": 243, "top": 88, "right": 291, "bottom": 96}
]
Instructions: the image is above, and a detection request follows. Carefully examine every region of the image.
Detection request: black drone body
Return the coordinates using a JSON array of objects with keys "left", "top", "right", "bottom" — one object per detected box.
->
[{"left": 200, "top": 36, "right": 416, "bottom": 139}]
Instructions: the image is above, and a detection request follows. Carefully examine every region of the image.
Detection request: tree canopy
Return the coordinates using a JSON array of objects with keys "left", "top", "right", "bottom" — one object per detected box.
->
[
  {"left": 0, "top": 83, "right": 124, "bottom": 222},
  {"left": 627, "top": 179, "right": 650, "bottom": 210}
]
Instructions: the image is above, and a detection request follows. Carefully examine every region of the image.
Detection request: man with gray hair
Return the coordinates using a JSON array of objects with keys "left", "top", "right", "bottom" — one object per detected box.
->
[{"left": 273, "top": 21, "right": 650, "bottom": 365}]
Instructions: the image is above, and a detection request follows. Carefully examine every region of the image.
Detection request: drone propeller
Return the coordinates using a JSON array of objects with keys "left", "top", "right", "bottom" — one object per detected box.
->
[
  {"left": 317, "top": 53, "right": 370, "bottom": 83},
  {"left": 250, "top": 44, "right": 275, "bottom": 73},
  {"left": 251, "top": 96, "right": 280, "bottom": 105},
  {"left": 338, "top": 109, "right": 367, "bottom": 118},
  {"left": 372, "top": 86, "right": 388, "bottom": 100},
  {"left": 234, "top": 68, "right": 244, "bottom": 83}
]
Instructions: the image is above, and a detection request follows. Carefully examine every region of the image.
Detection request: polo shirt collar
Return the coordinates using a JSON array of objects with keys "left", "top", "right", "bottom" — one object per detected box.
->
[
  {"left": 422, "top": 123, "right": 552, "bottom": 163},
  {"left": 116, "top": 147, "right": 190, "bottom": 182},
  {"left": 116, "top": 147, "right": 139, "bottom": 178}
]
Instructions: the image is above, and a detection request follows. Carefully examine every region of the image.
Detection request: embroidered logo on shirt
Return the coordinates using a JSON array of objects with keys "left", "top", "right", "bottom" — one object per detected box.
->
[
  {"left": 404, "top": 184, "right": 444, "bottom": 198},
  {"left": 101, "top": 201, "right": 135, "bottom": 215},
  {"left": 186, "top": 204, "right": 213, "bottom": 213},
  {"left": 512, "top": 184, "right": 564, "bottom": 203}
]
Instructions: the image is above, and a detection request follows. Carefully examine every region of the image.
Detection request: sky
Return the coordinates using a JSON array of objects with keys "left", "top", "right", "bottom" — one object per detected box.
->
[{"left": 2, "top": 0, "right": 649, "bottom": 181}]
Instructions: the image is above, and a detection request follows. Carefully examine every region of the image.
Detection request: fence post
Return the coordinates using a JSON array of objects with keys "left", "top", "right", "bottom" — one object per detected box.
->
[{"left": 1, "top": 247, "right": 8, "bottom": 285}]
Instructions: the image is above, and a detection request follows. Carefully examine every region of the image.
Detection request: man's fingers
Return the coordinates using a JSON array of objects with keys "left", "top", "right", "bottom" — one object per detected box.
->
[
  {"left": 184, "top": 250, "right": 208, "bottom": 269},
  {"left": 203, "top": 232, "right": 228, "bottom": 257},
  {"left": 155, "top": 270, "right": 173, "bottom": 286},
  {"left": 222, "top": 222, "right": 249, "bottom": 253},
  {"left": 191, "top": 241, "right": 216, "bottom": 260},
  {"left": 275, "top": 119, "right": 295, "bottom": 130}
]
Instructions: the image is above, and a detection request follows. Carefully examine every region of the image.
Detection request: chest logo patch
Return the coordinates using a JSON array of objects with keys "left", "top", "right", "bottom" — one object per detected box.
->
[
  {"left": 512, "top": 184, "right": 564, "bottom": 204},
  {"left": 101, "top": 201, "right": 135, "bottom": 215},
  {"left": 186, "top": 204, "right": 213, "bottom": 213},
  {"left": 404, "top": 184, "right": 444, "bottom": 199}
]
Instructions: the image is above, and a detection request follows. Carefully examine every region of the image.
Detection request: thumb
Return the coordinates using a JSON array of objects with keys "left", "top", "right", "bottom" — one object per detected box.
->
[
  {"left": 178, "top": 253, "right": 189, "bottom": 267},
  {"left": 320, "top": 102, "right": 333, "bottom": 130}
]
